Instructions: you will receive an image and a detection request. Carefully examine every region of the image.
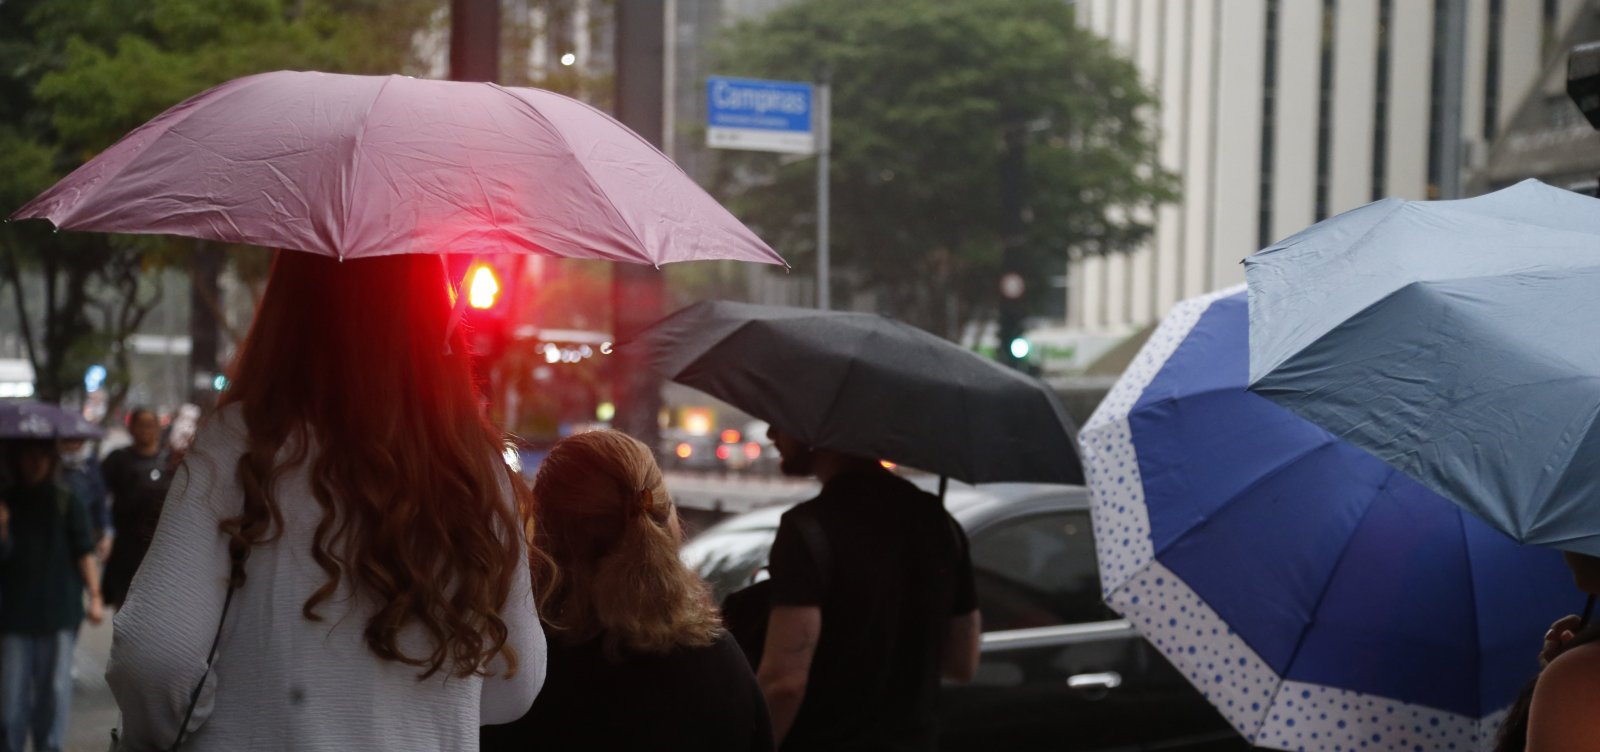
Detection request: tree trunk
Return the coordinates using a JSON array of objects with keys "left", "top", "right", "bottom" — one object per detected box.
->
[{"left": 611, "top": 0, "right": 666, "bottom": 454}]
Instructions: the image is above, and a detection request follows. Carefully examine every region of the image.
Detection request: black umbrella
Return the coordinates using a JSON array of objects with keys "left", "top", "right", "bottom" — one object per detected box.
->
[{"left": 632, "top": 301, "right": 1082, "bottom": 485}]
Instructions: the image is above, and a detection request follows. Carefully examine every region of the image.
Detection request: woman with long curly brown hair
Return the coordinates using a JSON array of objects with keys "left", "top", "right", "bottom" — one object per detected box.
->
[
  {"left": 481, "top": 429, "right": 771, "bottom": 751},
  {"left": 107, "top": 252, "right": 545, "bottom": 751}
]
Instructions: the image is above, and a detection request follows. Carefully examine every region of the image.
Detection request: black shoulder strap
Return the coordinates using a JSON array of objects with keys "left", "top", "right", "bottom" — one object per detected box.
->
[{"left": 168, "top": 557, "right": 241, "bottom": 751}]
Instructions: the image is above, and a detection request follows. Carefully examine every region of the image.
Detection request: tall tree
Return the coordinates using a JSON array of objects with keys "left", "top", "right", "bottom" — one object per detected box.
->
[
  {"left": 0, "top": 0, "right": 439, "bottom": 406},
  {"left": 712, "top": 0, "right": 1176, "bottom": 339}
]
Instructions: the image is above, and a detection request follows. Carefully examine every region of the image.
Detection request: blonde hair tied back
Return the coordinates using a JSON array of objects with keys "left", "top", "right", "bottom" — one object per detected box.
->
[{"left": 532, "top": 430, "right": 720, "bottom": 658}]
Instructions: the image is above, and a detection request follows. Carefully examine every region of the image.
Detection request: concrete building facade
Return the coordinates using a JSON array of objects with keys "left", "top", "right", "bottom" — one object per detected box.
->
[{"left": 1066, "top": 0, "right": 1595, "bottom": 337}]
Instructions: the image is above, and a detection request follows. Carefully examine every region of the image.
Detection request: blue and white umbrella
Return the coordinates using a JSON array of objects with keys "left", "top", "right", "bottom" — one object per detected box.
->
[{"left": 1081, "top": 288, "right": 1572, "bottom": 752}]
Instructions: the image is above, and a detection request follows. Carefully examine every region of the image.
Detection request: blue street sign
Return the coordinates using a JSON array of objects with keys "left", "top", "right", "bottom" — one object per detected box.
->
[{"left": 706, "top": 76, "right": 817, "bottom": 154}]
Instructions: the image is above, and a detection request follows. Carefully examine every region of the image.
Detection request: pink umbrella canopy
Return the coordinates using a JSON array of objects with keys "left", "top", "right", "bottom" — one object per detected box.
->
[{"left": 12, "top": 70, "right": 786, "bottom": 267}]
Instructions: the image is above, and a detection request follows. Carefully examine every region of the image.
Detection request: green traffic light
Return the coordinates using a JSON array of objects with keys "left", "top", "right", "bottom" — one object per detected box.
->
[{"left": 1009, "top": 337, "right": 1031, "bottom": 360}]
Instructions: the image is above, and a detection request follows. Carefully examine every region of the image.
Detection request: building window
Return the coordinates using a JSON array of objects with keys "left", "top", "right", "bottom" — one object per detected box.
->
[
  {"left": 1259, "top": 0, "right": 1280, "bottom": 248},
  {"left": 1372, "top": 0, "right": 1393, "bottom": 201},
  {"left": 1485, "top": 0, "right": 1503, "bottom": 141},
  {"left": 1314, "top": 0, "right": 1337, "bottom": 220}
]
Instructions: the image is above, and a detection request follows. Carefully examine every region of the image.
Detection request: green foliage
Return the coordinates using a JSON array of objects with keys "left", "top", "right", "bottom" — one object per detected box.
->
[
  {"left": 0, "top": 0, "right": 441, "bottom": 402},
  {"left": 711, "top": 0, "right": 1176, "bottom": 337}
]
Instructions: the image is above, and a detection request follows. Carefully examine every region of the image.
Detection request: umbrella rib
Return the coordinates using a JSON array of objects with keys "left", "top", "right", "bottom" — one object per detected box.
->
[
  {"left": 1147, "top": 436, "right": 1341, "bottom": 562},
  {"left": 339, "top": 75, "right": 400, "bottom": 258},
  {"left": 18, "top": 74, "right": 271, "bottom": 227},
  {"left": 1253, "top": 205, "right": 1600, "bottom": 385},
  {"left": 1456, "top": 503, "right": 1486, "bottom": 718},
  {"left": 1247, "top": 201, "right": 1407, "bottom": 379},
  {"left": 652, "top": 313, "right": 764, "bottom": 379},
  {"left": 1221, "top": 467, "right": 1400, "bottom": 741},
  {"left": 807, "top": 329, "right": 872, "bottom": 451},
  {"left": 1274, "top": 465, "right": 1400, "bottom": 696},
  {"left": 1520, "top": 400, "right": 1600, "bottom": 542},
  {"left": 483, "top": 84, "right": 652, "bottom": 266}
]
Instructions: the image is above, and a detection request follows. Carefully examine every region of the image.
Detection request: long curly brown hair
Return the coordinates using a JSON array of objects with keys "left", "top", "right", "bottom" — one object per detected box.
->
[
  {"left": 218, "top": 251, "right": 524, "bottom": 680},
  {"left": 532, "top": 430, "right": 721, "bottom": 658}
]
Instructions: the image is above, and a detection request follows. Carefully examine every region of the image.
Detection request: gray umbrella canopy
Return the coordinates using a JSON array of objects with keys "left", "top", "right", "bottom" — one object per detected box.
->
[
  {"left": 1246, "top": 179, "right": 1600, "bottom": 555},
  {"left": 634, "top": 301, "right": 1083, "bottom": 484}
]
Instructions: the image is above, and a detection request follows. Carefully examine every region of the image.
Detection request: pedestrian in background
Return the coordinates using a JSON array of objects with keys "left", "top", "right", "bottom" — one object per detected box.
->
[
  {"left": 106, "top": 252, "right": 544, "bottom": 751},
  {"left": 0, "top": 439, "right": 104, "bottom": 752},
  {"left": 59, "top": 438, "right": 111, "bottom": 561},
  {"left": 757, "top": 427, "right": 980, "bottom": 751},
  {"left": 482, "top": 430, "right": 771, "bottom": 752},
  {"left": 99, "top": 408, "right": 172, "bottom": 609}
]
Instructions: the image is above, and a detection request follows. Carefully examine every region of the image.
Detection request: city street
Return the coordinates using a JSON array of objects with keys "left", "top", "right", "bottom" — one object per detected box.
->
[{"left": 4, "top": 0, "right": 1598, "bottom": 749}]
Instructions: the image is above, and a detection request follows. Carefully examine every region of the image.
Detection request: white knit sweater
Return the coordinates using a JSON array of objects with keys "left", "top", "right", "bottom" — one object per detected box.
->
[{"left": 107, "top": 404, "right": 545, "bottom": 751}]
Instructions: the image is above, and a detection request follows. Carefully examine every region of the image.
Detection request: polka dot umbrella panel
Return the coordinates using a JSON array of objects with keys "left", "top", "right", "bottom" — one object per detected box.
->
[{"left": 1079, "top": 287, "right": 1573, "bottom": 752}]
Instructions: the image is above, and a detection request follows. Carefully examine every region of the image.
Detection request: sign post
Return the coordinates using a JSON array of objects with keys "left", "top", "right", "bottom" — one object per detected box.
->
[
  {"left": 814, "top": 77, "right": 830, "bottom": 310},
  {"left": 707, "top": 75, "right": 831, "bottom": 309}
]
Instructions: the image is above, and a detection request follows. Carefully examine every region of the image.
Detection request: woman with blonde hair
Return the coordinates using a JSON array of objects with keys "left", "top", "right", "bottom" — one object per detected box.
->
[
  {"left": 107, "top": 252, "right": 545, "bottom": 750},
  {"left": 482, "top": 429, "right": 770, "bottom": 751}
]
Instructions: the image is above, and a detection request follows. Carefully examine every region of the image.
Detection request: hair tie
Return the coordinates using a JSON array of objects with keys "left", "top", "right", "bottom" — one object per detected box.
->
[{"left": 638, "top": 488, "right": 654, "bottom": 516}]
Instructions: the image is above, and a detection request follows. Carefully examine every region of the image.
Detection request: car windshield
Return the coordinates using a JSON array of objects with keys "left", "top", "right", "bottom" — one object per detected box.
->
[{"left": 682, "top": 527, "right": 779, "bottom": 603}]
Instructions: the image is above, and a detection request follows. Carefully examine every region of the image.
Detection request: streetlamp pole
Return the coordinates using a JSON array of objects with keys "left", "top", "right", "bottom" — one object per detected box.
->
[
  {"left": 612, "top": 0, "right": 667, "bottom": 453},
  {"left": 1435, "top": 0, "right": 1466, "bottom": 199}
]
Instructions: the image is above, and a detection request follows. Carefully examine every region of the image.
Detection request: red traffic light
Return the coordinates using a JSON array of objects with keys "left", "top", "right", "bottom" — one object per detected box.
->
[{"left": 466, "top": 263, "right": 502, "bottom": 310}]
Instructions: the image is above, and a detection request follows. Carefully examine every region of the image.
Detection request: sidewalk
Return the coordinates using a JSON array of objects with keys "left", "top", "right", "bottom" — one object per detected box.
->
[{"left": 67, "top": 618, "right": 117, "bottom": 752}]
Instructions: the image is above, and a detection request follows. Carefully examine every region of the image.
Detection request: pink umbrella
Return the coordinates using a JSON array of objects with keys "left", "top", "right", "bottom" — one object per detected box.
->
[{"left": 11, "top": 70, "right": 786, "bottom": 268}]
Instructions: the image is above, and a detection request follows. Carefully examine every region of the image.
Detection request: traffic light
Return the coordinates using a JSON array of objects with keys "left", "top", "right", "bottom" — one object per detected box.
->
[
  {"left": 1007, "top": 335, "right": 1031, "bottom": 361},
  {"left": 996, "top": 268, "right": 1027, "bottom": 371},
  {"left": 454, "top": 259, "right": 513, "bottom": 360},
  {"left": 466, "top": 263, "right": 502, "bottom": 311}
]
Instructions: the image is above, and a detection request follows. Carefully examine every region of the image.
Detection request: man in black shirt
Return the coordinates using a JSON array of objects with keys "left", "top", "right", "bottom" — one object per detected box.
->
[{"left": 758, "top": 427, "right": 981, "bottom": 751}]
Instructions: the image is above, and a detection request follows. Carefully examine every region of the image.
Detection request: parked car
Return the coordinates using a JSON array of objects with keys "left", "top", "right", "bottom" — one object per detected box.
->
[
  {"left": 680, "top": 481, "right": 1250, "bottom": 752},
  {"left": 659, "top": 428, "right": 723, "bottom": 472}
]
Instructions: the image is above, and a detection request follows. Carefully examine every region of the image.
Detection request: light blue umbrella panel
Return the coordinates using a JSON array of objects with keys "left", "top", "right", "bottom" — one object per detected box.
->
[
  {"left": 1247, "top": 180, "right": 1600, "bottom": 555},
  {"left": 1082, "top": 288, "right": 1571, "bottom": 752}
]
